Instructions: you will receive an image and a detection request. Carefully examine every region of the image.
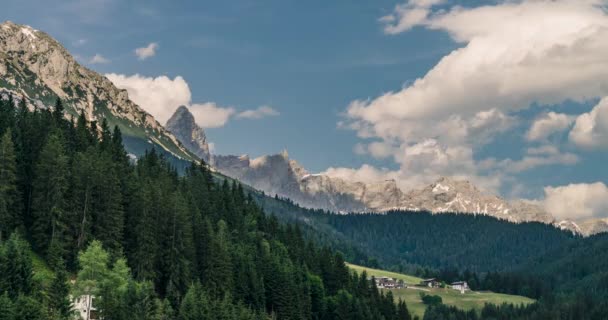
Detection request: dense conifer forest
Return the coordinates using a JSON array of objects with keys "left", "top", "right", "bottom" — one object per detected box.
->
[
  {"left": 1, "top": 96, "right": 608, "bottom": 319},
  {"left": 0, "top": 97, "right": 411, "bottom": 319},
  {"left": 311, "top": 211, "right": 577, "bottom": 273}
]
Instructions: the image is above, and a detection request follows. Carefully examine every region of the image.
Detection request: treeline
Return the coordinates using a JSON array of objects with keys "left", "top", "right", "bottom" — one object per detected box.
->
[{"left": 0, "top": 96, "right": 413, "bottom": 319}]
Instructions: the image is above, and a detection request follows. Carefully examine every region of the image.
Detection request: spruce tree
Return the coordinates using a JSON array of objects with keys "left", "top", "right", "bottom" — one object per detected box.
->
[
  {"left": 397, "top": 299, "right": 412, "bottom": 320},
  {"left": 48, "top": 260, "right": 73, "bottom": 319},
  {"left": 0, "top": 234, "right": 33, "bottom": 299},
  {"left": 31, "top": 131, "right": 70, "bottom": 257},
  {"left": 0, "top": 129, "right": 20, "bottom": 240}
]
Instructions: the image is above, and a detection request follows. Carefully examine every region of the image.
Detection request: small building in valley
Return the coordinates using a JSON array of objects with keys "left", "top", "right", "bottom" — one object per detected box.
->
[
  {"left": 420, "top": 278, "right": 440, "bottom": 288},
  {"left": 451, "top": 281, "right": 469, "bottom": 293},
  {"left": 372, "top": 276, "right": 406, "bottom": 289}
]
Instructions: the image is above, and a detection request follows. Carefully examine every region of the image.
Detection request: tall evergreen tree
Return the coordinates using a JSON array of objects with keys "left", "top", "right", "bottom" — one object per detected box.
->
[
  {"left": 31, "top": 132, "right": 70, "bottom": 258},
  {"left": 0, "top": 234, "right": 33, "bottom": 299},
  {"left": 0, "top": 130, "right": 20, "bottom": 240},
  {"left": 48, "top": 260, "right": 73, "bottom": 319}
]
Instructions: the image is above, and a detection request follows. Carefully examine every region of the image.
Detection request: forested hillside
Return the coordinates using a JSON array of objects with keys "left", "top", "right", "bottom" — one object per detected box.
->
[
  {"left": 1, "top": 96, "right": 608, "bottom": 319},
  {"left": 309, "top": 211, "right": 576, "bottom": 272},
  {"left": 0, "top": 96, "right": 412, "bottom": 319}
]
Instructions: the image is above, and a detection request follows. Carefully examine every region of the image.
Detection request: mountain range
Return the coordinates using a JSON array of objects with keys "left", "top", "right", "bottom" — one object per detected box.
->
[
  {"left": 1, "top": 20, "right": 606, "bottom": 237},
  {"left": 163, "top": 106, "right": 607, "bottom": 236}
]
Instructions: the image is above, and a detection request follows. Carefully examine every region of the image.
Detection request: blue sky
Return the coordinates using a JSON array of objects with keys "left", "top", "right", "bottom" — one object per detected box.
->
[
  {"left": 2, "top": 0, "right": 454, "bottom": 170},
  {"left": 3, "top": 0, "right": 608, "bottom": 220}
]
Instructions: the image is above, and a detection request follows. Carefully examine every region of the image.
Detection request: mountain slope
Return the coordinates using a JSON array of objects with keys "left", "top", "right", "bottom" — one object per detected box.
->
[{"left": 0, "top": 21, "right": 196, "bottom": 161}]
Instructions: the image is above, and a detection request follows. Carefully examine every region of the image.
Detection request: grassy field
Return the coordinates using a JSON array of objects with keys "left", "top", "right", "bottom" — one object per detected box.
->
[
  {"left": 346, "top": 263, "right": 424, "bottom": 284},
  {"left": 347, "top": 263, "right": 535, "bottom": 318}
]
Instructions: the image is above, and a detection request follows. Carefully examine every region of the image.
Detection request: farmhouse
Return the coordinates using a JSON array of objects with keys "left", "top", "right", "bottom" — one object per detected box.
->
[
  {"left": 420, "top": 278, "right": 440, "bottom": 288},
  {"left": 372, "top": 276, "right": 406, "bottom": 289},
  {"left": 451, "top": 281, "right": 469, "bottom": 293}
]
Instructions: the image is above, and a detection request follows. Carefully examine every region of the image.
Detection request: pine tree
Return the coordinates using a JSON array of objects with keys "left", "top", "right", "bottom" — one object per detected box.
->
[
  {"left": 397, "top": 299, "right": 412, "bottom": 320},
  {"left": 52, "top": 98, "right": 65, "bottom": 126},
  {"left": 91, "top": 154, "right": 124, "bottom": 254},
  {"left": 0, "top": 234, "right": 33, "bottom": 299},
  {"left": 70, "top": 149, "right": 96, "bottom": 251},
  {"left": 31, "top": 132, "right": 70, "bottom": 257},
  {"left": 203, "top": 220, "right": 233, "bottom": 297},
  {"left": 48, "top": 260, "right": 73, "bottom": 319},
  {"left": 0, "top": 129, "right": 20, "bottom": 240},
  {"left": 159, "top": 191, "right": 193, "bottom": 305}
]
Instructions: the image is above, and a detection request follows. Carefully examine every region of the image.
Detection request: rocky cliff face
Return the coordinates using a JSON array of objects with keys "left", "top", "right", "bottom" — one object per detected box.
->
[
  {"left": 166, "top": 106, "right": 211, "bottom": 163},
  {"left": 0, "top": 21, "right": 196, "bottom": 161}
]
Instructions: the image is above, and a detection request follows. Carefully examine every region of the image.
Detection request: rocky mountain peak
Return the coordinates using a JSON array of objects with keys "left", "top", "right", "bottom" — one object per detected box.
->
[
  {"left": 0, "top": 21, "right": 195, "bottom": 161},
  {"left": 166, "top": 106, "right": 211, "bottom": 162}
]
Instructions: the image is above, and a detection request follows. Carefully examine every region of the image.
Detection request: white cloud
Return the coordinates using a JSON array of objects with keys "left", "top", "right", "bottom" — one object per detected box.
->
[
  {"left": 354, "top": 0, "right": 608, "bottom": 141},
  {"left": 526, "top": 145, "right": 560, "bottom": 156},
  {"left": 380, "top": 0, "right": 445, "bottom": 34},
  {"left": 90, "top": 54, "right": 110, "bottom": 64},
  {"left": 323, "top": 165, "right": 400, "bottom": 186},
  {"left": 352, "top": 141, "right": 395, "bottom": 159},
  {"left": 339, "top": 0, "right": 608, "bottom": 196},
  {"left": 105, "top": 73, "right": 191, "bottom": 123},
  {"left": 495, "top": 152, "right": 579, "bottom": 174},
  {"left": 236, "top": 105, "right": 279, "bottom": 119},
  {"left": 105, "top": 73, "right": 278, "bottom": 128},
  {"left": 189, "top": 103, "right": 235, "bottom": 128},
  {"left": 527, "top": 112, "right": 574, "bottom": 141},
  {"left": 544, "top": 182, "right": 608, "bottom": 220},
  {"left": 569, "top": 97, "right": 608, "bottom": 148},
  {"left": 135, "top": 42, "right": 158, "bottom": 60}
]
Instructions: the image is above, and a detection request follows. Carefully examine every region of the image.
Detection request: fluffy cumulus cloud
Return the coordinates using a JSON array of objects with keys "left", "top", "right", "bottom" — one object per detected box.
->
[
  {"left": 527, "top": 112, "right": 575, "bottom": 141},
  {"left": 135, "top": 42, "right": 159, "bottom": 60},
  {"left": 569, "top": 97, "right": 608, "bottom": 148},
  {"left": 236, "top": 106, "right": 279, "bottom": 119},
  {"left": 189, "top": 103, "right": 235, "bottom": 128},
  {"left": 544, "top": 182, "right": 608, "bottom": 220},
  {"left": 105, "top": 73, "right": 192, "bottom": 124},
  {"left": 106, "top": 73, "right": 279, "bottom": 128},
  {"left": 335, "top": 0, "right": 608, "bottom": 201}
]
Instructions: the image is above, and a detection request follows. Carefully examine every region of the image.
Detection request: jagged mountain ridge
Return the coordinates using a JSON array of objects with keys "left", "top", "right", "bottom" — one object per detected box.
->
[
  {"left": 0, "top": 21, "right": 196, "bottom": 161},
  {"left": 213, "top": 151, "right": 607, "bottom": 235},
  {"left": 166, "top": 106, "right": 211, "bottom": 163}
]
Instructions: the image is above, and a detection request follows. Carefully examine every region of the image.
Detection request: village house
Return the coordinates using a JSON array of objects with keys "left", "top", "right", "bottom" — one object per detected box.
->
[
  {"left": 371, "top": 276, "right": 406, "bottom": 289},
  {"left": 419, "top": 278, "right": 440, "bottom": 288},
  {"left": 451, "top": 281, "right": 469, "bottom": 293}
]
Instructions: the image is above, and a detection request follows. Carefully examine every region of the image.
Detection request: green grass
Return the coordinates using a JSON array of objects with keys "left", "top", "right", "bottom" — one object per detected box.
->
[
  {"left": 347, "top": 263, "right": 535, "bottom": 318},
  {"left": 346, "top": 263, "right": 423, "bottom": 284}
]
